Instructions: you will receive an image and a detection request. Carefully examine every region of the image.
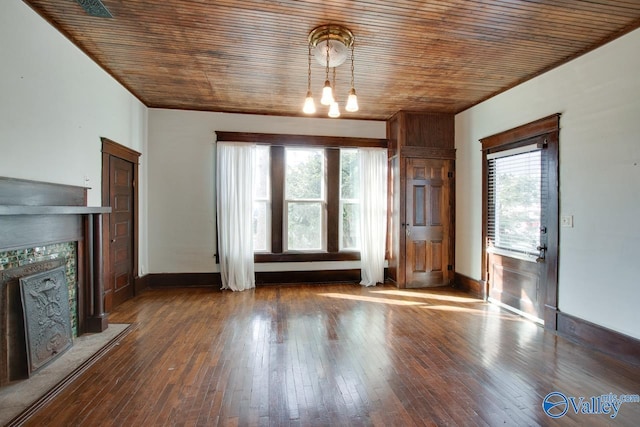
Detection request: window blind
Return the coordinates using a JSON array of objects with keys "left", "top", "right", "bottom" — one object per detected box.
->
[{"left": 487, "top": 146, "right": 547, "bottom": 256}]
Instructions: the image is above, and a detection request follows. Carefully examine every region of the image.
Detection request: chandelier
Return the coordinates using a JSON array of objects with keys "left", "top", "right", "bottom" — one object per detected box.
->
[{"left": 303, "top": 24, "right": 358, "bottom": 118}]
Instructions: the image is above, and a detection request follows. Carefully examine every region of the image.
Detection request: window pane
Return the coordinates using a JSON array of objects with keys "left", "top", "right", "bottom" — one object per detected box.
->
[
  {"left": 285, "top": 148, "right": 323, "bottom": 199},
  {"left": 253, "top": 146, "right": 270, "bottom": 252},
  {"left": 489, "top": 150, "right": 542, "bottom": 254},
  {"left": 340, "top": 149, "right": 359, "bottom": 199},
  {"left": 254, "top": 145, "right": 270, "bottom": 199},
  {"left": 253, "top": 201, "right": 269, "bottom": 252},
  {"left": 340, "top": 149, "right": 360, "bottom": 250},
  {"left": 341, "top": 202, "right": 359, "bottom": 250},
  {"left": 287, "top": 202, "right": 322, "bottom": 250}
]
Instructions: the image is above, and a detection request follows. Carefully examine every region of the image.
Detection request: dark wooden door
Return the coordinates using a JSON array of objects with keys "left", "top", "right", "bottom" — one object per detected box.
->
[
  {"left": 484, "top": 127, "right": 559, "bottom": 324},
  {"left": 107, "top": 156, "right": 135, "bottom": 310},
  {"left": 404, "top": 158, "right": 453, "bottom": 287}
]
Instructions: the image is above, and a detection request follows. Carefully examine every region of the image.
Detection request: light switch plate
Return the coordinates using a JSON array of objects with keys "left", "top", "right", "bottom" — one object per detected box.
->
[{"left": 561, "top": 215, "right": 573, "bottom": 228}]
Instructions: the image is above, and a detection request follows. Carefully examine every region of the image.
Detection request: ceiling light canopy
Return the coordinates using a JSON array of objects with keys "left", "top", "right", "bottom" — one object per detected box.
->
[
  {"left": 309, "top": 25, "right": 354, "bottom": 67},
  {"left": 303, "top": 24, "right": 358, "bottom": 118}
]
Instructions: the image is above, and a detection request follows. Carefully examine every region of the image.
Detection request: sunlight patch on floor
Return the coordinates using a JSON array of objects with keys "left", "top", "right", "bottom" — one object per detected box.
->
[
  {"left": 370, "top": 289, "right": 481, "bottom": 303},
  {"left": 420, "top": 304, "right": 525, "bottom": 321},
  {"left": 318, "top": 293, "right": 426, "bottom": 306}
]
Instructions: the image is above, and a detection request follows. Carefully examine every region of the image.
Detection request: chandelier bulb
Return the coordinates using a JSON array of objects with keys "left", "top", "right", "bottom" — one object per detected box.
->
[
  {"left": 345, "top": 88, "right": 359, "bottom": 112},
  {"left": 303, "top": 91, "right": 316, "bottom": 114},
  {"left": 320, "top": 80, "right": 334, "bottom": 106},
  {"left": 328, "top": 101, "right": 340, "bottom": 118}
]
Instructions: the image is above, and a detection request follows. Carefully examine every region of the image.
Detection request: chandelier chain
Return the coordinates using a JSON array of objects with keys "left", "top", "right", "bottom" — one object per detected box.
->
[
  {"left": 333, "top": 67, "right": 337, "bottom": 94},
  {"left": 325, "top": 36, "right": 331, "bottom": 81},
  {"left": 350, "top": 38, "right": 355, "bottom": 89},
  {"left": 307, "top": 44, "right": 312, "bottom": 91}
]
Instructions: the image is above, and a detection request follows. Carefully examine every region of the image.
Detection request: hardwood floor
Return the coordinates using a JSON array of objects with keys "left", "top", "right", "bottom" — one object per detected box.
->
[{"left": 23, "top": 284, "right": 640, "bottom": 426}]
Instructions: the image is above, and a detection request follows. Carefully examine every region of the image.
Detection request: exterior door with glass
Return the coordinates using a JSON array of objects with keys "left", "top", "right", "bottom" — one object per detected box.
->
[{"left": 482, "top": 115, "right": 559, "bottom": 327}]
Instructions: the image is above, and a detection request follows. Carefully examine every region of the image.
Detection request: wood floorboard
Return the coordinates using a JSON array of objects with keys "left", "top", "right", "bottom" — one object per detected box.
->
[{"left": 18, "top": 284, "right": 640, "bottom": 426}]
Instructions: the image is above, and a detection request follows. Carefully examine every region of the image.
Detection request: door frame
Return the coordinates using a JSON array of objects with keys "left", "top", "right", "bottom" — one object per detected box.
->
[
  {"left": 101, "top": 137, "right": 141, "bottom": 310},
  {"left": 480, "top": 114, "right": 560, "bottom": 330}
]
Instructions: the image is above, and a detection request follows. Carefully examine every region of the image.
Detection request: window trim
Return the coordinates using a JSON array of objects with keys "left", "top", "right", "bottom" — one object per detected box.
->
[
  {"left": 215, "top": 132, "right": 387, "bottom": 149},
  {"left": 216, "top": 132, "right": 387, "bottom": 263}
]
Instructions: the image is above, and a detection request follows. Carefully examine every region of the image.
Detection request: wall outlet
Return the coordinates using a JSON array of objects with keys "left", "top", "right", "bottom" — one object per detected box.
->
[{"left": 561, "top": 215, "right": 573, "bottom": 228}]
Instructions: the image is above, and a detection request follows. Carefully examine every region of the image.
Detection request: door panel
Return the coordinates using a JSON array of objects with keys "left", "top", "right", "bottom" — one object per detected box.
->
[
  {"left": 405, "top": 158, "right": 452, "bottom": 288},
  {"left": 108, "top": 156, "right": 134, "bottom": 310},
  {"left": 489, "top": 253, "right": 542, "bottom": 318}
]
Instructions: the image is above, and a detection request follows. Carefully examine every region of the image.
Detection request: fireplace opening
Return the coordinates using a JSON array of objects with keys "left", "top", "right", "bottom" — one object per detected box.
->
[{"left": 20, "top": 265, "right": 73, "bottom": 375}]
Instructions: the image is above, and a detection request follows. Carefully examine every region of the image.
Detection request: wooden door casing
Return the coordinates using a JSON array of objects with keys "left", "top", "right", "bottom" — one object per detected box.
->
[
  {"left": 387, "top": 155, "right": 401, "bottom": 283},
  {"left": 405, "top": 158, "right": 453, "bottom": 288},
  {"left": 480, "top": 114, "right": 560, "bottom": 329}
]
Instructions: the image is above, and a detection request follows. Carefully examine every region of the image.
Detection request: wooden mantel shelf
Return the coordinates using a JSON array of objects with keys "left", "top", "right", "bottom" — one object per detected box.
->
[{"left": 0, "top": 206, "right": 111, "bottom": 215}]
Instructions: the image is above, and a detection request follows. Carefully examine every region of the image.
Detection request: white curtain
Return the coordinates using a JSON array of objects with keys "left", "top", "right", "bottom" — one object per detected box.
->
[
  {"left": 359, "top": 148, "right": 388, "bottom": 286},
  {"left": 216, "top": 142, "right": 255, "bottom": 291}
]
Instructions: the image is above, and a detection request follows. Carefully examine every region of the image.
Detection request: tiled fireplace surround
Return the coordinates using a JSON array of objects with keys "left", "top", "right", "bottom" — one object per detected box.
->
[
  {"left": 0, "top": 243, "right": 78, "bottom": 333},
  {"left": 0, "top": 177, "right": 110, "bottom": 383}
]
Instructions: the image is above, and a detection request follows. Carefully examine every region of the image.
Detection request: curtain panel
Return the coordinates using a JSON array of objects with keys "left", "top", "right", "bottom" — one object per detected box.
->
[
  {"left": 216, "top": 142, "right": 256, "bottom": 291},
  {"left": 358, "top": 148, "right": 388, "bottom": 286}
]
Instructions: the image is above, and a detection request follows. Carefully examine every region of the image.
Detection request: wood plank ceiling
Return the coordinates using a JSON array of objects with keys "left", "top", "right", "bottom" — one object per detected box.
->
[{"left": 24, "top": 0, "right": 640, "bottom": 120}]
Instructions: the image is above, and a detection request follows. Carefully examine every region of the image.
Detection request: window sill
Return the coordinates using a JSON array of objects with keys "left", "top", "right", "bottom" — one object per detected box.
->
[{"left": 254, "top": 252, "right": 360, "bottom": 263}]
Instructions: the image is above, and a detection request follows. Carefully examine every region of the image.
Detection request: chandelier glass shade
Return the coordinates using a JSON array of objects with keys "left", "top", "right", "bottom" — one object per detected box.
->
[
  {"left": 303, "top": 24, "right": 358, "bottom": 117},
  {"left": 321, "top": 80, "right": 334, "bottom": 106},
  {"left": 312, "top": 39, "right": 349, "bottom": 68}
]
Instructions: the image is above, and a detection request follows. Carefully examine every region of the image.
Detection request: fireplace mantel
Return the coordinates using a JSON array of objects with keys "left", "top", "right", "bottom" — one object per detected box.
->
[
  {"left": 0, "top": 177, "right": 112, "bottom": 334},
  {"left": 0, "top": 206, "right": 111, "bottom": 215}
]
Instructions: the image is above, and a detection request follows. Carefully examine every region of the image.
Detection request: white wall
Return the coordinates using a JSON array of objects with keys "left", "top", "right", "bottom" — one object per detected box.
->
[
  {"left": 148, "top": 109, "right": 385, "bottom": 274},
  {"left": 0, "top": 1, "right": 149, "bottom": 274},
  {"left": 455, "top": 28, "right": 640, "bottom": 339}
]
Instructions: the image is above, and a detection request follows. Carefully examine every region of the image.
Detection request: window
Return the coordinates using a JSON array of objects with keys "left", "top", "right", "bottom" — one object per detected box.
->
[
  {"left": 340, "top": 149, "right": 360, "bottom": 250},
  {"left": 284, "top": 147, "right": 325, "bottom": 251},
  {"left": 215, "top": 131, "right": 387, "bottom": 262},
  {"left": 252, "top": 145, "right": 271, "bottom": 252},
  {"left": 487, "top": 146, "right": 546, "bottom": 256},
  {"left": 251, "top": 146, "right": 362, "bottom": 259}
]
